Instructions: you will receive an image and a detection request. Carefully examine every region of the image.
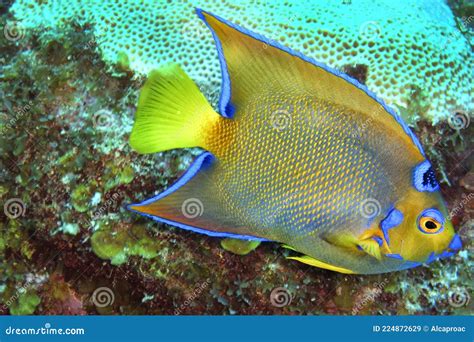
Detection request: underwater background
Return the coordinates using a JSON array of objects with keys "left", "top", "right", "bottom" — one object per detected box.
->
[{"left": 0, "top": 0, "right": 472, "bottom": 315}]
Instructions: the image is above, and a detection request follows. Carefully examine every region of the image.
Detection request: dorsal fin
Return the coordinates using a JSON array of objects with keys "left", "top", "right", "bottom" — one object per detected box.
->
[{"left": 197, "top": 9, "right": 425, "bottom": 157}]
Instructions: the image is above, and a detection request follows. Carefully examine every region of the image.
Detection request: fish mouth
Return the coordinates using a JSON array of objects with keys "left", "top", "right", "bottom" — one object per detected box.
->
[
  {"left": 433, "top": 233, "right": 462, "bottom": 259},
  {"left": 384, "top": 233, "right": 462, "bottom": 269},
  {"left": 422, "top": 234, "right": 462, "bottom": 265}
]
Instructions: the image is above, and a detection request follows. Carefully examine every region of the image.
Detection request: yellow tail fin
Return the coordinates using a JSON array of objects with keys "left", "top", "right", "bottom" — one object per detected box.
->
[{"left": 130, "top": 64, "right": 220, "bottom": 154}]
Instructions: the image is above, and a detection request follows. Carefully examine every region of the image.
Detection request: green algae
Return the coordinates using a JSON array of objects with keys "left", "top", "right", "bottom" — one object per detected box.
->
[
  {"left": 91, "top": 224, "right": 161, "bottom": 265},
  {"left": 71, "top": 182, "right": 98, "bottom": 213},
  {"left": 9, "top": 291, "right": 41, "bottom": 315},
  {"left": 221, "top": 238, "right": 261, "bottom": 256}
]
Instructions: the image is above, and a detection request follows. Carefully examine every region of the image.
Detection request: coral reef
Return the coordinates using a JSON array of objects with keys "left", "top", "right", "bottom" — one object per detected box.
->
[
  {"left": 10, "top": 0, "right": 473, "bottom": 122},
  {"left": 0, "top": 0, "right": 472, "bottom": 315}
]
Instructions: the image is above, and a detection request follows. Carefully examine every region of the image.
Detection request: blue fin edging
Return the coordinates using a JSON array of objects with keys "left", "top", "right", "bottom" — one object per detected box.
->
[
  {"left": 127, "top": 151, "right": 269, "bottom": 242},
  {"left": 195, "top": 8, "right": 426, "bottom": 157},
  {"left": 196, "top": 9, "right": 233, "bottom": 118}
]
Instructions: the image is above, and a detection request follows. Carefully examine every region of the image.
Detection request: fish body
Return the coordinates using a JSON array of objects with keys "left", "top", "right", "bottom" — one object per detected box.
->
[{"left": 128, "top": 10, "right": 461, "bottom": 274}]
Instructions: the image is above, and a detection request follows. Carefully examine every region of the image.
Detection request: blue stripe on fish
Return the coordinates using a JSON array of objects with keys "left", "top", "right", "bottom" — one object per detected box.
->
[
  {"left": 195, "top": 8, "right": 426, "bottom": 156},
  {"left": 127, "top": 152, "right": 269, "bottom": 241},
  {"left": 385, "top": 253, "right": 403, "bottom": 260},
  {"left": 380, "top": 208, "right": 404, "bottom": 246},
  {"left": 372, "top": 236, "right": 383, "bottom": 246}
]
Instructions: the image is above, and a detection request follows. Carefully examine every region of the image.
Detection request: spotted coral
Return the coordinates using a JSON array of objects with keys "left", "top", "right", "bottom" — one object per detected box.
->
[{"left": 10, "top": 0, "right": 473, "bottom": 122}]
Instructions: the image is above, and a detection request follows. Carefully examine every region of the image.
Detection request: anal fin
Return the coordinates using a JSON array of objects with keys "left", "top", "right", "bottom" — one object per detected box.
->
[
  {"left": 128, "top": 152, "right": 268, "bottom": 242},
  {"left": 287, "top": 255, "right": 355, "bottom": 274}
]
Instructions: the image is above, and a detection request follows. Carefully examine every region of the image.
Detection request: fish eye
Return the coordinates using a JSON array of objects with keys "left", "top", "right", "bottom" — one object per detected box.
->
[
  {"left": 419, "top": 217, "right": 442, "bottom": 233},
  {"left": 417, "top": 209, "right": 444, "bottom": 234}
]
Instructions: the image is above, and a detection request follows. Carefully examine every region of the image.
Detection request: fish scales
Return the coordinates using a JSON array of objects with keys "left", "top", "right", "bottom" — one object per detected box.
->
[{"left": 127, "top": 9, "right": 461, "bottom": 274}]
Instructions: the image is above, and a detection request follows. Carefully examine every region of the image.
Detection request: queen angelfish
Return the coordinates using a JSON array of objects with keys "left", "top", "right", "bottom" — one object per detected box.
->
[{"left": 127, "top": 9, "right": 462, "bottom": 274}]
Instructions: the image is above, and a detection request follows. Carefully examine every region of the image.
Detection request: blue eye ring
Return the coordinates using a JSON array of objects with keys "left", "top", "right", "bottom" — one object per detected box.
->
[{"left": 417, "top": 208, "right": 445, "bottom": 234}]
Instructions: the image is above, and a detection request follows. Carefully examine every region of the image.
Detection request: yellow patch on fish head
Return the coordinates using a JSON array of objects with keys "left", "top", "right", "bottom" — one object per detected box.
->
[{"left": 385, "top": 189, "right": 456, "bottom": 264}]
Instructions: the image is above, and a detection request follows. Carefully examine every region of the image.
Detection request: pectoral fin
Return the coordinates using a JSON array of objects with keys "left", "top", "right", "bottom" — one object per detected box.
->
[
  {"left": 324, "top": 231, "right": 388, "bottom": 260},
  {"left": 358, "top": 239, "right": 382, "bottom": 260}
]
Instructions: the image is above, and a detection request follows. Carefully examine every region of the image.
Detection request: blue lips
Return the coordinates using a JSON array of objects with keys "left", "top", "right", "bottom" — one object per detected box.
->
[
  {"left": 424, "top": 234, "right": 462, "bottom": 264},
  {"left": 448, "top": 234, "right": 462, "bottom": 250},
  {"left": 385, "top": 234, "right": 462, "bottom": 268}
]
